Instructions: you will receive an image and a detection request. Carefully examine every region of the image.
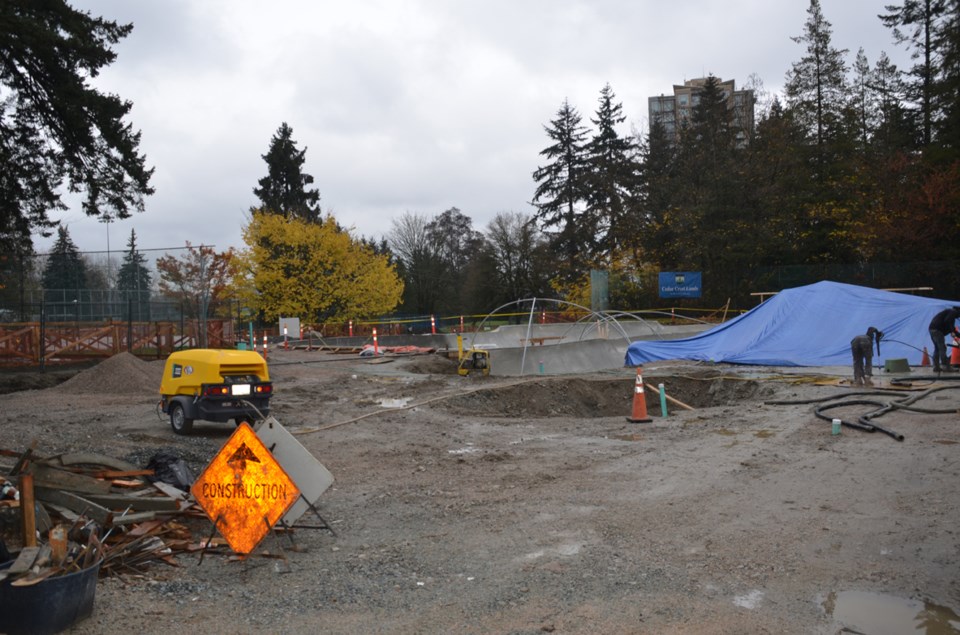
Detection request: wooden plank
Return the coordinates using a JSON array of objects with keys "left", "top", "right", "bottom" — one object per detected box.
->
[
  {"left": 43, "top": 503, "right": 81, "bottom": 523},
  {"left": 111, "top": 478, "right": 149, "bottom": 488},
  {"left": 7, "top": 440, "right": 37, "bottom": 477},
  {"left": 56, "top": 452, "right": 140, "bottom": 472},
  {"left": 32, "top": 464, "right": 112, "bottom": 495},
  {"left": 152, "top": 481, "right": 189, "bottom": 500},
  {"left": 19, "top": 472, "right": 36, "bottom": 547},
  {"left": 81, "top": 493, "right": 180, "bottom": 512},
  {"left": 34, "top": 487, "right": 113, "bottom": 526},
  {"left": 5, "top": 546, "right": 40, "bottom": 575},
  {"left": 109, "top": 510, "right": 158, "bottom": 525},
  {"left": 96, "top": 469, "right": 153, "bottom": 479},
  {"left": 126, "top": 518, "right": 168, "bottom": 537}
]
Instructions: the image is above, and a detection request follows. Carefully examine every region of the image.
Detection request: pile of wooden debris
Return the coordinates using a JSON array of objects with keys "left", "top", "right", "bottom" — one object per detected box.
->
[{"left": 0, "top": 443, "right": 225, "bottom": 584}]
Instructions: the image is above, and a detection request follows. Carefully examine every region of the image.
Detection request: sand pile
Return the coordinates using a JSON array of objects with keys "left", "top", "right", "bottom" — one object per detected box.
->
[{"left": 55, "top": 352, "right": 163, "bottom": 395}]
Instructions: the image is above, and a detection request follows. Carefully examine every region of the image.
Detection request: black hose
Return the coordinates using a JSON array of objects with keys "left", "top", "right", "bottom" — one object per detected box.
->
[
  {"left": 882, "top": 338, "right": 926, "bottom": 353},
  {"left": 765, "top": 377, "right": 960, "bottom": 442},
  {"left": 764, "top": 390, "right": 905, "bottom": 406},
  {"left": 813, "top": 399, "right": 906, "bottom": 441}
]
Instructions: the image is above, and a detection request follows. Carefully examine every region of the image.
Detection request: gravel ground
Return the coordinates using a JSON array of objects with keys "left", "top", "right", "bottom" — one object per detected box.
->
[{"left": 1, "top": 349, "right": 959, "bottom": 634}]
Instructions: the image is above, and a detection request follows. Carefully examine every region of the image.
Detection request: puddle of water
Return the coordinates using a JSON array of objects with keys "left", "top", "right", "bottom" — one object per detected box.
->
[
  {"left": 824, "top": 590, "right": 960, "bottom": 634},
  {"left": 378, "top": 397, "right": 411, "bottom": 408},
  {"left": 733, "top": 589, "right": 764, "bottom": 609},
  {"left": 448, "top": 446, "right": 480, "bottom": 455}
]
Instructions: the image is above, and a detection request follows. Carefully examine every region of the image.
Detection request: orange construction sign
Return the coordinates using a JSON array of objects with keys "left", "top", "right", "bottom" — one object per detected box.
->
[{"left": 191, "top": 422, "right": 300, "bottom": 554}]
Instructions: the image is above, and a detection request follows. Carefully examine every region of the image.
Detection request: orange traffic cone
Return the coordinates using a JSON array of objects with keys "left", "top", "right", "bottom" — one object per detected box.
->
[
  {"left": 921, "top": 347, "right": 930, "bottom": 366},
  {"left": 626, "top": 367, "right": 653, "bottom": 423},
  {"left": 951, "top": 339, "right": 960, "bottom": 366}
]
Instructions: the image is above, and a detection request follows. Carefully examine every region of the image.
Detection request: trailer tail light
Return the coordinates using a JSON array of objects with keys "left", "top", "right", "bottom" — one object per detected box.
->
[
  {"left": 255, "top": 384, "right": 272, "bottom": 394},
  {"left": 203, "top": 385, "right": 230, "bottom": 397}
]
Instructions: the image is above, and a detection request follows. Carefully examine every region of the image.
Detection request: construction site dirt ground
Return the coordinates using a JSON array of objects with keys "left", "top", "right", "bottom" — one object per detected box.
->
[{"left": 1, "top": 348, "right": 959, "bottom": 634}]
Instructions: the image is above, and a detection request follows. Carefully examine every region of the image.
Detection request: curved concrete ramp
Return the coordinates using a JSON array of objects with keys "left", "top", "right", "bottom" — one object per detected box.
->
[
  {"left": 487, "top": 337, "right": 630, "bottom": 376},
  {"left": 467, "top": 322, "right": 710, "bottom": 376}
]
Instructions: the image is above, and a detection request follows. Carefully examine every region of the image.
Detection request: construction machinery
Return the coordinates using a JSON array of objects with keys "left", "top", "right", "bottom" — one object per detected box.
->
[
  {"left": 456, "top": 334, "right": 489, "bottom": 377},
  {"left": 159, "top": 348, "right": 273, "bottom": 435}
]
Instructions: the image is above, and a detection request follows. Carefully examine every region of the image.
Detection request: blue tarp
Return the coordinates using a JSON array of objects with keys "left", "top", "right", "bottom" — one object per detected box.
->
[{"left": 625, "top": 281, "right": 960, "bottom": 367}]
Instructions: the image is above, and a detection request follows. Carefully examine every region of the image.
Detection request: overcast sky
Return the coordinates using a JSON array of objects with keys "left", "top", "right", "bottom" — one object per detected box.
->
[{"left": 39, "top": 0, "right": 911, "bottom": 268}]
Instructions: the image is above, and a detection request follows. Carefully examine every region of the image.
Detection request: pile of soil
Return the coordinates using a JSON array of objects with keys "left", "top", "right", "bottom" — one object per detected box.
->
[
  {"left": 437, "top": 374, "right": 777, "bottom": 418},
  {"left": 0, "top": 367, "right": 84, "bottom": 394},
  {"left": 54, "top": 352, "right": 163, "bottom": 395},
  {"left": 400, "top": 353, "right": 459, "bottom": 375}
]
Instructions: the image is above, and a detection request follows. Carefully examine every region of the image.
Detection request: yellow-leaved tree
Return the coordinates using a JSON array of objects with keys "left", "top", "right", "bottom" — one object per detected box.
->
[{"left": 235, "top": 211, "right": 403, "bottom": 322}]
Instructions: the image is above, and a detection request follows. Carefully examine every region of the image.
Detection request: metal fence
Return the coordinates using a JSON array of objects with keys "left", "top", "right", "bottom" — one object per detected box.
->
[{"left": 0, "top": 290, "right": 246, "bottom": 324}]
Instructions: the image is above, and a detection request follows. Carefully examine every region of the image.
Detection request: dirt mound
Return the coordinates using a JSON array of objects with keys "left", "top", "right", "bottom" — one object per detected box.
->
[
  {"left": 55, "top": 352, "right": 162, "bottom": 395},
  {"left": 0, "top": 367, "right": 85, "bottom": 394},
  {"left": 438, "top": 377, "right": 631, "bottom": 418},
  {"left": 399, "top": 353, "right": 458, "bottom": 375},
  {"left": 437, "top": 374, "right": 775, "bottom": 418}
]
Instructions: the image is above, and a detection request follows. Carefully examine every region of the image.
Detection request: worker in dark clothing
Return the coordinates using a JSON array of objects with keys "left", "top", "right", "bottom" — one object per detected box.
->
[
  {"left": 929, "top": 306, "right": 960, "bottom": 373},
  {"left": 851, "top": 326, "right": 882, "bottom": 387}
]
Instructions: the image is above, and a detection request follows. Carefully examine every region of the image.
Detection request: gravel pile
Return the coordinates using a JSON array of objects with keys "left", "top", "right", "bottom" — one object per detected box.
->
[{"left": 54, "top": 352, "right": 163, "bottom": 395}]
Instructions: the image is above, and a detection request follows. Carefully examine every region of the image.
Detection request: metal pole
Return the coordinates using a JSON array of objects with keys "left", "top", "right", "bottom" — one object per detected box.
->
[
  {"left": 127, "top": 297, "right": 133, "bottom": 353},
  {"left": 39, "top": 301, "right": 46, "bottom": 371},
  {"left": 519, "top": 298, "right": 537, "bottom": 377}
]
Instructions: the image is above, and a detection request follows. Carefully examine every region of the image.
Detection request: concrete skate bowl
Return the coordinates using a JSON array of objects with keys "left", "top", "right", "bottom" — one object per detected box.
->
[{"left": 435, "top": 373, "right": 776, "bottom": 418}]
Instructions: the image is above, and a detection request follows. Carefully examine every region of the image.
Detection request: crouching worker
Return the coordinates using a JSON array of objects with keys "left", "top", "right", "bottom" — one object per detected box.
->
[
  {"left": 928, "top": 306, "right": 960, "bottom": 373},
  {"left": 851, "top": 327, "right": 882, "bottom": 387}
]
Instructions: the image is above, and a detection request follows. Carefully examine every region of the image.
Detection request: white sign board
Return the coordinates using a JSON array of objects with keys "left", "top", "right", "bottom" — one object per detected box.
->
[
  {"left": 255, "top": 417, "right": 334, "bottom": 525},
  {"left": 279, "top": 317, "right": 301, "bottom": 340}
]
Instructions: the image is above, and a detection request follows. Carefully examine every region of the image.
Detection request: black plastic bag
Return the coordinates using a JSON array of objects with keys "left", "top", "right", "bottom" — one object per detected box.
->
[{"left": 145, "top": 451, "right": 196, "bottom": 492}]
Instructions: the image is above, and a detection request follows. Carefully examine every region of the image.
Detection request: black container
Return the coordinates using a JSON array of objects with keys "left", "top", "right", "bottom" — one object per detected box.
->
[{"left": 0, "top": 560, "right": 100, "bottom": 635}]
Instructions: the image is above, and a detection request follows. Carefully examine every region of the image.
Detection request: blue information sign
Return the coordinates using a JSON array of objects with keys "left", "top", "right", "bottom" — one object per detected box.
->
[{"left": 659, "top": 272, "right": 702, "bottom": 298}]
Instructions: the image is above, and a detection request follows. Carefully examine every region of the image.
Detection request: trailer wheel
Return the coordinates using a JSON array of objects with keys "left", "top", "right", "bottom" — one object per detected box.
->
[{"left": 170, "top": 402, "right": 194, "bottom": 435}]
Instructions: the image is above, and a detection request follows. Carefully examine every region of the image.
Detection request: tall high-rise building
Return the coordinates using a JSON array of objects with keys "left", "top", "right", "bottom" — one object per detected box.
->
[{"left": 648, "top": 77, "right": 755, "bottom": 146}]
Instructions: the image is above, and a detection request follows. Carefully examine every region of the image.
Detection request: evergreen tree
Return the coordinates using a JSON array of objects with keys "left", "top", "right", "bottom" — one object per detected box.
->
[
  {"left": 880, "top": 0, "right": 948, "bottom": 147},
  {"left": 672, "top": 76, "right": 755, "bottom": 300},
  {"left": 785, "top": 0, "right": 849, "bottom": 152},
  {"left": 42, "top": 226, "right": 87, "bottom": 310},
  {"left": 253, "top": 122, "right": 321, "bottom": 222},
  {"left": 531, "top": 99, "right": 592, "bottom": 281},
  {"left": 636, "top": 121, "right": 680, "bottom": 269},
  {"left": 784, "top": 0, "right": 861, "bottom": 262},
  {"left": 870, "top": 52, "right": 918, "bottom": 153},
  {"left": 116, "top": 229, "right": 152, "bottom": 320},
  {"left": 930, "top": 0, "right": 960, "bottom": 158},
  {"left": 388, "top": 212, "right": 444, "bottom": 315},
  {"left": 728, "top": 98, "right": 809, "bottom": 295},
  {"left": 0, "top": 0, "right": 154, "bottom": 243},
  {"left": 849, "top": 48, "right": 878, "bottom": 149},
  {"left": 0, "top": 227, "right": 34, "bottom": 316},
  {"left": 585, "top": 84, "right": 640, "bottom": 259}
]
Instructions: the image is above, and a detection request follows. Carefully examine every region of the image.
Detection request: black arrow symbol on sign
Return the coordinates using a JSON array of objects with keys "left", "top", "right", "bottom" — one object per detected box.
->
[{"left": 227, "top": 443, "right": 261, "bottom": 468}]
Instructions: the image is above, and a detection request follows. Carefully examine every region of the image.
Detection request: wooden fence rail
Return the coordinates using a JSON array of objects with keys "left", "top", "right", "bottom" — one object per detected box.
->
[{"left": 0, "top": 319, "right": 235, "bottom": 366}]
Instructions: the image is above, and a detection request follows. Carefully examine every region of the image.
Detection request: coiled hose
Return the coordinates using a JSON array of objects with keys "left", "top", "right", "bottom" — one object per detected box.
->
[{"left": 765, "top": 384, "right": 960, "bottom": 442}]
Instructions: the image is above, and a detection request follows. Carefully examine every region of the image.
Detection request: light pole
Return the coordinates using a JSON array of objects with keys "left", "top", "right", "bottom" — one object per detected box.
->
[{"left": 100, "top": 213, "right": 113, "bottom": 287}]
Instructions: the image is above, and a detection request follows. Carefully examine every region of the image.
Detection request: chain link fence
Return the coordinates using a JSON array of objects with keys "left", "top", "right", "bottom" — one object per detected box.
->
[{"left": 0, "top": 289, "right": 251, "bottom": 324}]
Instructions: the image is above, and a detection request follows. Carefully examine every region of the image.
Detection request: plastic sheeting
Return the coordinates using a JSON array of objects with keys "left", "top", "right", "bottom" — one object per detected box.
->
[{"left": 625, "top": 281, "right": 960, "bottom": 367}]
